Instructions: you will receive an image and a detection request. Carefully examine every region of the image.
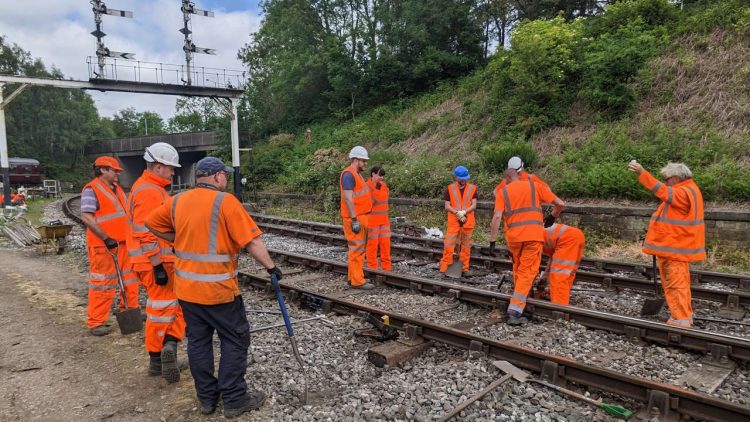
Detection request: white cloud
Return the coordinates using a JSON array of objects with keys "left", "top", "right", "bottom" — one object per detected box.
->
[{"left": 0, "top": 1, "right": 260, "bottom": 119}]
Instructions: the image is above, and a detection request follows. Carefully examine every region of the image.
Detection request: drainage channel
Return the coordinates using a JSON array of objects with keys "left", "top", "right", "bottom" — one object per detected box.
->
[{"left": 239, "top": 270, "right": 750, "bottom": 422}]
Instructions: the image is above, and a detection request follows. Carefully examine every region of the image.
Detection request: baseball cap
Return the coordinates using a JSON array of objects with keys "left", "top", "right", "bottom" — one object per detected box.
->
[
  {"left": 94, "top": 156, "right": 124, "bottom": 171},
  {"left": 196, "top": 157, "right": 233, "bottom": 177}
]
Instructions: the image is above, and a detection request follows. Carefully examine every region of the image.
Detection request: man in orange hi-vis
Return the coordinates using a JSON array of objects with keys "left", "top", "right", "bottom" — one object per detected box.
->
[
  {"left": 340, "top": 146, "right": 375, "bottom": 289},
  {"left": 439, "top": 166, "right": 478, "bottom": 275},
  {"left": 541, "top": 223, "right": 586, "bottom": 305},
  {"left": 80, "top": 156, "right": 140, "bottom": 336},
  {"left": 126, "top": 142, "right": 186, "bottom": 383},
  {"left": 628, "top": 160, "right": 705, "bottom": 328},
  {"left": 366, "top": 165, "right": 391, "bottom": 271},
  {"left": 146, "top": 157, "right": 282, "bottom": 418},
  {"left": 489, "top": 168, "right": 565, "bottom": 325}
]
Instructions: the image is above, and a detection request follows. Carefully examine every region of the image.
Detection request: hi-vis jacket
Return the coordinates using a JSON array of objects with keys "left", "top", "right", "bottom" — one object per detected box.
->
[
  {"left": 339, "top": 164, "right": 373, "bottom": 218},
  {"left": 83, "top": 177, "right": 130, "bottom": 247},
  {"left": 126, "top": 170, "right": 175, "bottom": 268}
]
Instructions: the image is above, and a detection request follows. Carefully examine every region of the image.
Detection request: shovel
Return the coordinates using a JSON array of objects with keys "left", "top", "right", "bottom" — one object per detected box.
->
[
  {"left": 270, "top": 273, "right": 309, "bottom": 405},
  {"left": 494, "top": 361, "right": 633, "bottom": 420},
  {"left": 106, "top": 248, "right": 143, "bottom": 335},
  {"left": 445, "top": 227, "right": 464, "bottom": 279},
  {"left": 640, "top": 255, "right": 665, "bottom": 316},
  {"left": 438, "top": 360, "right": 521, "bottom": 421}
]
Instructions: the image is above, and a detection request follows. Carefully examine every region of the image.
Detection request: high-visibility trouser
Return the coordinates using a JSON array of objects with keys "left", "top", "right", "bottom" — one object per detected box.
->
[
  {"left": 342, "top": 214, "right": 369, "bottom": 286},
  {"left": 657, "top": 257, "right": 693, "bottom": 327},
  {"left": 439, "top": 224, "right": 474, "bottom": 272},
  {"left": 86, "top": 245, "right": 140, "bottom": 329},
  {"left": 507, "top": 241, "right": 543, "bottom": 315},
  {"left": 548, "top": 241, "right": 584, "bottom": 305},
  {"left": 366, "top": 223, "right": 392, "bottom": 271},
  {"left": 136, "top": 263, "right": 186, "bottom": 353}
]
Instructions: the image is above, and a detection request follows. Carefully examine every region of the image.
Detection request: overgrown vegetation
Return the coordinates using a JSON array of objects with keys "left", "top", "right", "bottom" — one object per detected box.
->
[{"left": 243, "top": 0, "right": 750, "bottom": 202}]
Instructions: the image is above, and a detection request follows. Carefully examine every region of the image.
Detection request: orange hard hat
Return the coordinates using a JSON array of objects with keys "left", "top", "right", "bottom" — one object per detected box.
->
[{"left": 94, "top": 156, "right": 123, "bottom": 171}]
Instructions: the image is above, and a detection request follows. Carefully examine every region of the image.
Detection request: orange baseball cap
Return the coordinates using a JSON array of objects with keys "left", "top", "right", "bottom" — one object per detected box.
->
[{"left": 94, "top": 156, "right": 124, "bottom": 171}]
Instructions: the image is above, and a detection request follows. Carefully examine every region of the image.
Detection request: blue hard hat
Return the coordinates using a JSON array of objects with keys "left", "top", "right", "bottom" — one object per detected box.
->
[{"left": 453, "top": 165, "right": 470, "bottom": 180}]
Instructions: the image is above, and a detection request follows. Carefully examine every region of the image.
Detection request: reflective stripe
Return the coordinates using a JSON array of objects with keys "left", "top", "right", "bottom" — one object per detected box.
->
[
  {"left": 89, "top": 272, "right": 117, "bottom": 280},
  {"left": 685, "top": 186, "right": 700, "bottom": 221},
  {"left": 367, "top": 233, "right": 380, "bottom": 240},
  {"left": 175, "top": 269, "right": 231, "bottom": 282},
  {"left": 651, "top": 216, "right": 704, "bottom": 226},
  {"left": 511, "top": 292, "right": 527, "bottom": 302},
  {"left": 550, "top": 268, "right": 575, "bottom": 275},
  {"left": 96, "top": 211, "right": 126, "bottom": 223},
  {"left": 373, "top": 200, "right": 388, "bottom": 205},
  {"left": 142, "top": 242, "right": 158, "bottom": 251},
  {"left": 650, "top": 182, "right": 662, "bottom": 193},
  {"left": 507, "top": 220, "right": 543, "bottom": 228},
  {"left": 370, "top": 210, "right": 389, "bottom": 215},
  {"left": 91, "top": 180, "right": 127, "bottom": 222},
  {"left": 161, "top": 247, "right": 174, "bottom": 255},
  {"left": 643, "top": 242, "right": 705, "bottom": 255},
  {"left": 175, "top": 250, "right": 231, "bottom": 263},
  {"left": 667, "top": 317, "right": 692, "bottom": 326},
  {"left": 504, "top": 206, "right": 543, "bottom": 217},
  {"left": 208, "top": 192, "right": 227, "bottom": 255},
  {"left": 128, "top": 249, "right": 144, "bottom": 257},
  {"left": 147, "top": 314, "right": 175, "bottom": 323},
  {"left": 551, "top": 257, "right": 577, "bottom": 266},
  {"left": 450, "top": 182, "right": 475, "bottom": 211},
  {"left": 352, "top": 189, "right": 370, "bottom": 198},
  {"left": 122, "top": 277, "right": 138, "bottom": 285},
  {"left": 88, "top": 282, "right": 116, "bottom": 290},
  {"left": 666, "top": 186, "right": 673, "bottom": 204},
  {"left": 147, "top": 299, "right": 177, "bottom": 308},
  {"left": 132, "top": 224, "right": 149, "bottom": 232},
  {"left": 171, "top": 192, "right": 184, "bottom": 228},
  {"left": 508, "top": 303, "right": 525, "bottom": 314}
]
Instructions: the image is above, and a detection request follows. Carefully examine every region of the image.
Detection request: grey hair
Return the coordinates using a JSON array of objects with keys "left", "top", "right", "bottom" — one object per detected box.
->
[{"left": 660, "top": 162, "right": 693, "bottom": 180}]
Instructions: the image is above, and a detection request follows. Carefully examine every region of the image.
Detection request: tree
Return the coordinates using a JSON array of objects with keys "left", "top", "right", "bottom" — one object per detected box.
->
[{"left": 111, "top": 107, "right": 166, "bottom": 137}]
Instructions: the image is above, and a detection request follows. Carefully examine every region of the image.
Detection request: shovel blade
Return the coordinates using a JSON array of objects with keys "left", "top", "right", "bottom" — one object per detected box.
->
[
  {"left": 492, "top": 360, "right": 529, "bottom": 383},
  {"left": 640, "top": 298, "right": 665, "bottom": 316},
  {"left": 115, "top": 308, "right": 143, "bottom": 335},
  {"left": 445, "top": 261, "right": 463, "bottom": 279}
]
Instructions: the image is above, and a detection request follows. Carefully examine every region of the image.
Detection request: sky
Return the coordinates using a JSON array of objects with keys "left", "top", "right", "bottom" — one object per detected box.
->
[{"left": 0, "top": 0, "right": 263, "bottom": 119}]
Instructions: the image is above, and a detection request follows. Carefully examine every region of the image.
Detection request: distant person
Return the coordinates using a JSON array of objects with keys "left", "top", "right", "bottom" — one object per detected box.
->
[
  {"left": 439, "top": 166, "right": 477, "bottom": 275},
  {"left": 628, "top": 160, "right": 704, "bottom": 328},
  {"left": 540, "top": 223, "right": 586, "bottom": 305},
  {"left": 146, "top": 157, "right": 282, "bottom": 418},
  {"left": 125, "top": 142, "right": 186, "bottom": 383},
  {"left": 489, "top": 168, "right": 564, "bottom": 325},
  {"left": 80, "top": 156, "right": 140, "bottom": 336},
  {"left": 340, "top": 146, "right": 375, "bottom": 289},
  {"left": 365, "top": 165, "right": 391, "bottom": 271}
]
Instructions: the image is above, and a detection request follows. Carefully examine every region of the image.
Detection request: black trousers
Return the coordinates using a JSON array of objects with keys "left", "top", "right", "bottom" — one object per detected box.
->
[{"left": 179, "top": 295, "right": 251, "bottom": 407}]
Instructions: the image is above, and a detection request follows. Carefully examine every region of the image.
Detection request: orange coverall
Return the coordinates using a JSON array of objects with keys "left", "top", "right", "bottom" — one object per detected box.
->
[
  {"left": 542, "top": 223, "right": 585, "bottom": 305},
  {"left": 340, "top": 165, "right": 373, "bottom": 286},
  {"left": 366, "top": 179, "right": 391, "bottom": 271},
  {"left": 440, "top": 182, "right": 477, "bottom": 273}
]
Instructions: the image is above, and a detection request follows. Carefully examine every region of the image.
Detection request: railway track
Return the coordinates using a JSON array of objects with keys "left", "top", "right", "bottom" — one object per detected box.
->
[{"left": 239, "top": 269, "right": 750, "bottom": 422}]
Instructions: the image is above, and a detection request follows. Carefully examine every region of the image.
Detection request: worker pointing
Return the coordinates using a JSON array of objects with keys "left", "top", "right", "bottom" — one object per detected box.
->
[
  {"left": 439, "top": 166, "right": 477, "bottom": 275},
  {"left": 125, "top": 142, "right": 186, "bottom": 383},
  {"left": 489, "top": 167, "right": 564, "bottom": 325},
  {"left": 540, "top": 223, "right": 586, "bottom": 305},
  {"left": 146, "top": 157, "right": 282, "bottom": 417},
  {"left": 628, "top": 160, "right": 705, "bottom": 328},
  {"left": 366, "top": 165, "right": 392, "bottom": 271},
  {"left": 340, "top": 146, "right": 375, "bottom": 289},
  {"left": 80, "top": 156, "right": 140, "bottom": 336}
]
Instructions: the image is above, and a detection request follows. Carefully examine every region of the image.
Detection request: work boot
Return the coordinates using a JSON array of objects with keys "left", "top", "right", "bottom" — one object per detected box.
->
[
  {"left": 200, "top": 399, "right": 218, "bottom": 415},
  {"left": 224, "top": 391, "right": 267, "bottom": 418},
  {"left": 160, "top": 341, "right": 180, "bottom": 384},
  {"left": 89, "top": 325, "right": 113, "bottom": 336},
  {"left": 148, "top": 356, "right": 162, "bottom": 376},
  {"left": 350, "top": 282, "right": 375, "bottom": 290},
  {"left": 506, "top": 310, "right": 528, "bottom": 326}
]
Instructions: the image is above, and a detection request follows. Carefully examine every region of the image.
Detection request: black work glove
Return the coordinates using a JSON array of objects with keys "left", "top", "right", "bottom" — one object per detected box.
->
[
  {"left": 351, "top": 219, "right": 361, "bottom": 234},
  {"left": 267, "top": 266, "right": 283, "bottom": 281},
  {"left": 543, "top": 215, "right": 557, "bottom": 228},
  {"left": 104, "top": 237, "right": 118, "bottom": 250},
  {"left": 153, "top": 263, "right": 168, "bottom": 286},
  {"left": 375, "top": 182, "right": 382, "bottom": 190},
  {"left": 489, "top": 241, "right": 497, "bottom": 257}
]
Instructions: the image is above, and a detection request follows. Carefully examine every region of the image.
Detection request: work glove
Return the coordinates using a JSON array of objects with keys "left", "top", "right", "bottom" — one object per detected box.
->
[
  {"left": 104, "top": 237, "right": 118, "bottom": 250},
  {"left": 455, "top": 210, "right": 466, "bottom": 219},
  {"left": 543, "top": 215, "right": 556, "bottom": 228},
  {"left": 375, "top": 182, "right": 382, "bottom": 190},
  {"left": 153, "top": 263, "right": 168, "bottom": 286},
  {"left": 351, "top": 219, "right": 361, "bottom": 234},
  {"left": 267, "top": 266, "right": 283, "bottom": 281}
]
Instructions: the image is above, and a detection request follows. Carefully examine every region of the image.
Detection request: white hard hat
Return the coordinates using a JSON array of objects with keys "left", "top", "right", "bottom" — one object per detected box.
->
[
  {"left": 508, "top": 156, "right": 524, "bottom": 171},
  {"left": 144, "top": 142, "right": 181, "bottom": 167},
  {"left": 349, "top": 145, "right": 369, "bottom": 160}
]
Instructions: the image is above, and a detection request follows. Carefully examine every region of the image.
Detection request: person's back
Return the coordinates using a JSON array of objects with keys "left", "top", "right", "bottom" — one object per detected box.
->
[{"left": 498, "top": 178, "right": 549, "bottom": 243}]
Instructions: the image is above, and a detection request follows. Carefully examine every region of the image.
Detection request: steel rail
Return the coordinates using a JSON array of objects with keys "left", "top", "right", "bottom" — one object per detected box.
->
[
  {"left": 62, "top": 195, "right": 83, "bottom": 225},
  {"left": 266, "top": 248, "right": 750, "bottom": 362},
  {"left": 238, "top": 270, "right": 750, "bottom": 422},
  {"left": 256, "top": 220, "right": 750, "bottom": 307},
  {"left": 249, "top": 212, "right": 750, "bottom": 290}
]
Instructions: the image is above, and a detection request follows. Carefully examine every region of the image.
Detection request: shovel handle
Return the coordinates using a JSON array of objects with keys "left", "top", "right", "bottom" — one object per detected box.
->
[
  {"left": 271, "top": 274, "right": 294, "bottom": 338},
  {"left": 106, "top": 247, "right": 129, "bottom": 309}
]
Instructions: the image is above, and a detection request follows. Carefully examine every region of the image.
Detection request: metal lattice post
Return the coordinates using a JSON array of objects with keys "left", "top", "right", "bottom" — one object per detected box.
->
[
  {"left": 230, "top": 98, "right": 242, "bottom": 202},
  {"left": 181, "top": 0, "right": 193, "bottom": 85},
  {"left": 0, "top": 84, "right": 10, "bottom": 208}
]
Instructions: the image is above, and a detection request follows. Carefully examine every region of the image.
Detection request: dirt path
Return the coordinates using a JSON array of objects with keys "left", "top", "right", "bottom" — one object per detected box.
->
[{"left": 0, "top": 246, "right": 202, "bottom": 421}]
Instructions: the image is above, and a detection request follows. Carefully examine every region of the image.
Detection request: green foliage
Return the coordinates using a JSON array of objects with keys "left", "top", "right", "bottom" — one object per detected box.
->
[
  {"left": 480, "top": 133, "right": 539, "bottom": 173},
  {"left": 585, "top": 0, "right": 678, "bottom": 37},
  {"left": 677, "top": 0, "right": 750, "bottom": 34},
  {"left": 110, "top": 108, "right": 166, "bottom": 137},
  {"left": 386, "top": 154, "right": 456, "bottom": 197}
]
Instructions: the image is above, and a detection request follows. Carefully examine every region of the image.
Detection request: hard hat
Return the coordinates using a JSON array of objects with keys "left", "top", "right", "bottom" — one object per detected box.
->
[
  {"left": 508, "top": 156, "right": 524, "bottom": 171},
  {"left": 453, "top": 165, "right": 470, "bottom": 180},
  {"left": 144, "top": 142, "right": 181, "bottom": 167},
  {"left": 94, "top": 156, "right": 124, "bottom": 171},
  {"left": 348, "top": 146, "right": 369, "bottom": 160}
]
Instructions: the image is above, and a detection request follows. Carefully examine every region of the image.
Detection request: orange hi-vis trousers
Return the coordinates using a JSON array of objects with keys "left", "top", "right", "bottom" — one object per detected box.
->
[
  {"left": 548, "top": 235, "right": 585, "bottom": 305},
  {"left": 136, "top": 263, "right": 186, "bottom": 353},
  {"left": 86, "top": 245, "right": 140, "bottom": 329},
  {"left": 366, "top": 223, "right": 392, "bottom": 271},
  {"left": 507, "top": 241, "right": 543, "bottom": 315},
  {"left": 440, "top": 225, "right": 474, "bottom": 273},
  {"left": 343, "top": 214, "right": 369, "bottom": 286},
  {"left": 657, "top": 257, "right": 694, "bottom": 327}
]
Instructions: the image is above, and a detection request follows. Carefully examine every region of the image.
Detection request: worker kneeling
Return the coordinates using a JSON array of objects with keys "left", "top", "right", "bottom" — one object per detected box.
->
[
  {"left": 126, "top": 142, "right": 186, "bottom": 383},
  {"left": 540, "top": 223, "right": 585, "bottom": 305},
  {"left": 629, "top": 160, "right": 705, "bottom": 328},
  {"left": 439, "top": 166, "right": 478, "bottom": 275}
]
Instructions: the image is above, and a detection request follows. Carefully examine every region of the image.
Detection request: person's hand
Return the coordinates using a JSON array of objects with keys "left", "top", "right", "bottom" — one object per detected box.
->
[
  {"left": 543, "top": 215, "right": 556, "bottom": 228},
  {"left": 351, "top": 219, "right": 361, "bottom": 234},
  {"left": 455, "top": 210, "right": 466, "bottom": 219},
  {"left": 628, "top": 160, "right": 644, "bottom": 175},
  {"left": 104, "top": 237, "right": 118, "bottom": 250},
  {"left": 267, "top": 266, "right": 283, "bottom": 281},
  {"left": 153, "top": 263, "right": 168, "bottom": 286}
]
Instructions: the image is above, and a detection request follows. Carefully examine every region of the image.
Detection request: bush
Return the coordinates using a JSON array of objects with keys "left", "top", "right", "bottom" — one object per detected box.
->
[
  {"left": 480, "top": 134, "right": 539, "bottom": 174},
  {"left": 586, "top": 0, "right": 678, "bottom": 37},
  {"left": 678, "top": 0, "right": 750, "bottom": 34}
]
